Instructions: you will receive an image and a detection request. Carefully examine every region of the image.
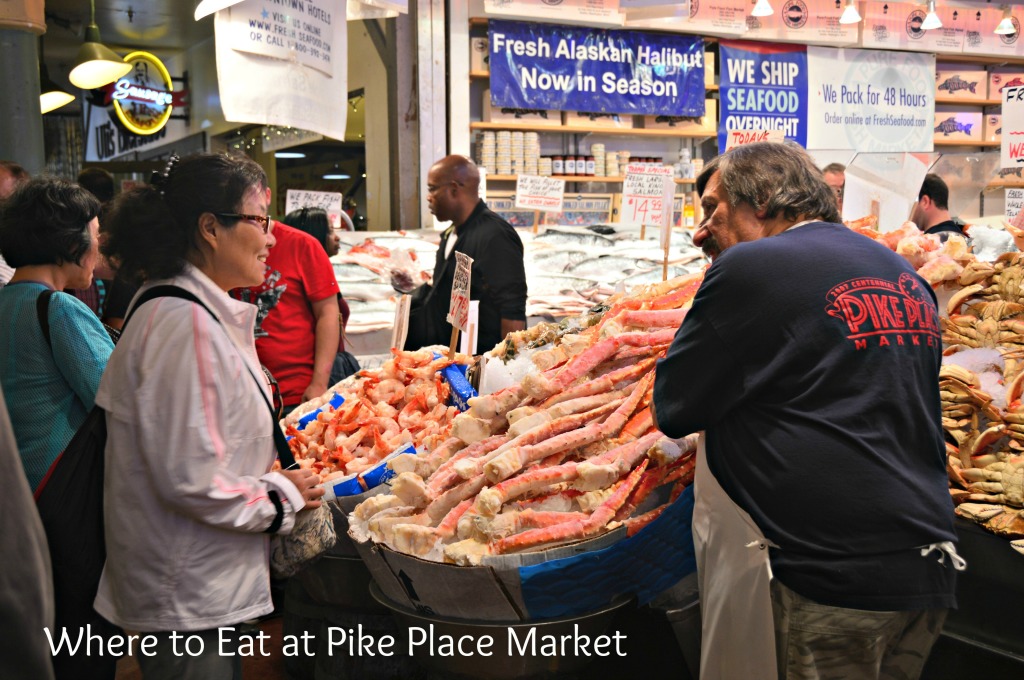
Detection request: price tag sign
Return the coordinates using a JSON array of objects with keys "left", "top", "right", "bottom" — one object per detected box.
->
[
  {"left": 1003, "top": 85, "right": 1024, "bottom": 171},
  {"left": 447, "top": 252, "right": 474, "bottom": 332},
  {"left": 391, "top": 294, "right": 412, "bottom": 351},
  {"left": 514, "top": 175, "right": 566, "bottom": 212},
  {"left": 724, "top": 128, "right": 785, "bottom": 152},
  {"left": 285, "top": 189, "right": 345, "bottom": 228},
  {"left": 1007, "top": 188, "right": 1024, "bottom": 221},
  {"left": 621, "top": 164, "right": 675, "bottom": 234}
]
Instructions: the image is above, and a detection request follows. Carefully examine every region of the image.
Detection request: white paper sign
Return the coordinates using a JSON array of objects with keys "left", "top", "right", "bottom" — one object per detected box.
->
[
  {"left": 514, "top": 175, "right": 566, "bottom": 212},
  {"left": 806, "top": 46, "right": 934, "bottom": 152},
  {"left": 285, "top": 189, "right": 344, "bottom": 226},
  {"left": 620, "top": 164, "right": 675, "bottom": 240},
  {"left": 215, "top": 1, "right": 347, "bottom": 142},
  {"left": 447, "top": 252, "right": 474, "bottom": 332},
  {"left": 1003, "top": 85, "right": 1024, "bottom": 170},
  {"left": 724, "top": 128, "right": 785, "bottom": 151},
  {"left": 1007, "top": 188, "right": 1024, "bottom": 220},
  {"left": 962, "top": 7, "right": 1024, "bottom": 58},
  {"left": 83, "top": 101, "right": 188, "bottom": 162},
  {"left": 225, "top": 1, "right": 335, "bottom": 76}
]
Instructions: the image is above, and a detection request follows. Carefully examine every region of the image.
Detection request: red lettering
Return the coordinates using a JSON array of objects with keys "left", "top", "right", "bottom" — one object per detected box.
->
[
  {"left": 854, "top": 338, "right": 868, "bottom": 350},
  {"left": 896, "top": 335, "right": 904, "bottom": 345},
  {"left": 879, "top": 336, "right": 890, "bottom": 347},
  {"left": 911, "top": 335, "right": 921, "bottom": 345},
  {"left": 867, "top": 294, "right": 904, "bottom": 328},
  {"left": 840, "top": 297, "right": 870, "bottom": 333}
]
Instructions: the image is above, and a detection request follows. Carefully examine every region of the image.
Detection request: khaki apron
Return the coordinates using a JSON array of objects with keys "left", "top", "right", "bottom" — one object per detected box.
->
[{"left": 693, "top": 434, "right": 778, "bottom": 680}]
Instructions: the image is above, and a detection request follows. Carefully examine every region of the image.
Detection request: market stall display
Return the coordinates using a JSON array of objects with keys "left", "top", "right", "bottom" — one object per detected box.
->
[{"left": 347, "top": 273, "right": 704, "bottom": 570}]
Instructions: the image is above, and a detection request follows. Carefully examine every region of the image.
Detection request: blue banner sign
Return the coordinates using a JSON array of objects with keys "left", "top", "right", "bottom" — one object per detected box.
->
[
  {"left": 718, "top": 40, "right": 808, "bottom": 153},
  {"left": 488, "top": 19, "right": 705, "bottom": 117}
]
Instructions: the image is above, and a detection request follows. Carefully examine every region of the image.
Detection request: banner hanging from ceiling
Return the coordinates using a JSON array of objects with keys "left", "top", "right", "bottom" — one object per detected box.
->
[
  {"left": 806, "top": 46, "right": 935, "bottom": 152},
  {"left": 215, "top": 0, "right": 347, "bottom": 140},
  {"left": 488, "top": 19, "right": 705, "bottom": 117},
  {"left": 717, "top": 41, "right": 807, "bottom": 153}
]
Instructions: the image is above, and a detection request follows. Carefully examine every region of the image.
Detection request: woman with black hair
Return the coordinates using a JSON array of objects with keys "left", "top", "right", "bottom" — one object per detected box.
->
[
  {"left": 283, "top": 206, "right": 360, "bottom": 384},
  {"left": 0, "top": 177, "right": 113, "bottom": 491},
  {"left": 96, "top": 153, "right": 323, "bottom": 679}
]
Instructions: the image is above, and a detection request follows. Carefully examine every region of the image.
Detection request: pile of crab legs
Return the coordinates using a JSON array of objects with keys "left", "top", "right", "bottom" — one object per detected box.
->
[
  {"left": 939, "top": 253, "right": 1024, "bottom": 555},
  {"left": 349, "top": 274, "right": 705, "bottom": 565}
]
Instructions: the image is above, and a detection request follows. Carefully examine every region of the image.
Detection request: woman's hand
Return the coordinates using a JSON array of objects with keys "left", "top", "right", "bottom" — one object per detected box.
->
[{"left": 279, "top": 468, "right": 325, "bottom": 510}]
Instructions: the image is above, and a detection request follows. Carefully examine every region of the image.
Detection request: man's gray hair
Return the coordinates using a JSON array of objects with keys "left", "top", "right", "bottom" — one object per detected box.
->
[{"left": 696, "top": 143, "right": 841, "bottom": 224}]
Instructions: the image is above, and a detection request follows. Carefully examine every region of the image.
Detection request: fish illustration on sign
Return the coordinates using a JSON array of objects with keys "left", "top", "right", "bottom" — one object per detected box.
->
[
  {"left": 934, "top": 117, "right": 974, "bottom": 136},
  {"left": 937, "top": 75, "right": 979, "bottom": 94},
  {"left": 1000, "top": 77, "right": 1024, "bottom": 92}
]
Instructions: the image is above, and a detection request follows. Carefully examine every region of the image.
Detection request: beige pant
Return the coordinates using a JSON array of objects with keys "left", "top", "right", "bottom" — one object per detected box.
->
[{"left": 770, "top": 580, "right": 947, "bottom": 680}]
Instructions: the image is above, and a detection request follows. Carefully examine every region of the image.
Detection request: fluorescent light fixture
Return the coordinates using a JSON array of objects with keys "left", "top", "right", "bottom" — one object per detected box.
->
[
  {"left": 194, "top": 0, "right": 245, "bottom": 21},
  {"left": 995, "top": 6, "right": 1016, "bottom": 35},
  {"left": 40, "top": 77, "right": 76, "bottom": 114},
  {"left": 322, "top": 173, "right": 351, "bottom": 180},
  {"left": 921, "top": 0, "right": 942, "bottom": 30},
  {"left": 69, "top": 1, "right": 131, "bottom": 90},
  {"left": 839, "top": 0, "right": 861, "bottom": 24},
  {"left": 751, "top": 0, "right": 774, "bottom": 18},
  {"left": 274, "top": 152, "right": 306, "bottom": 159}
]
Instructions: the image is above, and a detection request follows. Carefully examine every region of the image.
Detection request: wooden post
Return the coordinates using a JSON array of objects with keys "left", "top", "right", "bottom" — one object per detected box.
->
[
  {"left": 448, "top": 326, "right": 459, "bottom": 361},
  {"left": 663, "top": 242, "right": 670, "bottom": 282},
  {"left": 640, "top": 223, "right": 646, "bottom": 240},
  {"left": 532, "top": 210, "right": 540, "bottom": 234}
]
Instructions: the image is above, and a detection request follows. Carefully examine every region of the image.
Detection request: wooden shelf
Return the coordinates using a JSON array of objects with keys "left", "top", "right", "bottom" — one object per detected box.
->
[
  {"left": 471, "top": 121, "right": 714, "bottom": 137},
  {"left": 706, "top": 83, "right": 719, "bottom": 92},
  {"left": 470, "top": 70, "right": 490, "bottom": 79},
  {"left": 933, "top": 139, "right": 1002, "bottom": 147},
  {"left": 985, "top": 181, "right": 1024, "bottom": 189},
  {"left": 937, "top": 54, "right": 1024, "bottom": 67},
  {"left": 935, "top": 96, "right": 1002, "bottom": 106},
  {"left": 486, "top": 174, "right": 696, "bottom": 184}
]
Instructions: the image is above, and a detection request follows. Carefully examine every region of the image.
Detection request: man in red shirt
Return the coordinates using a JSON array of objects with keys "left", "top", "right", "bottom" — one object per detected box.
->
[{"left": 233, "top": 213, "right": 340, "bottom": 414}]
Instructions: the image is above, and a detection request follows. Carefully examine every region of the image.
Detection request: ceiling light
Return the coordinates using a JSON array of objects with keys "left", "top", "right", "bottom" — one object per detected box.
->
[
  {"left": 39, "top": 39, "right": 74, "bottom": 114},
  {"left": 69, "top": 0, "right": 131, "bottom": 89},
  {"left": 40, "top": 66, "right": 76, "bottom": 114},
  {"left": 323, "top": 173, "right": 351, "bottom": 180},
  {"left": 274, "top": 152, "right": 306, "bottom": 159},
  {"left": 751, "top": 0, "right": 774, "bottom": 17},
  {"left": 194, "top": 0, "right": 245, "bottom": 21},
  {"left": 995, "top": 6, "right": 1016, "bottom": 35},
  {"left": 839, "top": 0, "right": 862, "bottom": 24},
  {"left": 921, "top": 0, "right": 942, "bottom": 30}
]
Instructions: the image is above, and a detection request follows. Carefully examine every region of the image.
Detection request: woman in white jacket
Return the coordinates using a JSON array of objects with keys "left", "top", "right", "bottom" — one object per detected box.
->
[{"left": 94, "top": 154, "right": 323, "bottom": 679}]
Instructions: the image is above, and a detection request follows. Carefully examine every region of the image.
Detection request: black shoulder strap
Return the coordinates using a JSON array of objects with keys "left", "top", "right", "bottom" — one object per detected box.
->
[
  {"left": 36, "top": 289, "right": 56, "bottom": 348},
  {"left": 125, "top": 284, "right": 297, "bottom": 469}
]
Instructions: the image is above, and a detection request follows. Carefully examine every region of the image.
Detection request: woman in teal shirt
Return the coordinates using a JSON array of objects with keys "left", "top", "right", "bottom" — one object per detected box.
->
[{"left": 0, "top": 177, "right": 114, "bottom": 491}]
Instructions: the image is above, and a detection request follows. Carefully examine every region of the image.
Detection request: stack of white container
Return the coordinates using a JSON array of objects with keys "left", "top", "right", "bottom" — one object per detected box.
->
[
  {"left": 524, "top": 132, "right": 540, "bottom": 175},
  {"left": 590, "top": 144, "right": 605, "bottom": 178},
  {"left": 539, "top": 157, "right": 552, "bottom": 176},
  {"left": 477, "top": 131, "right": 496, "bottom": 172},
  {"left": 496, "top": 131, "right": 512, "bottom": 175}
]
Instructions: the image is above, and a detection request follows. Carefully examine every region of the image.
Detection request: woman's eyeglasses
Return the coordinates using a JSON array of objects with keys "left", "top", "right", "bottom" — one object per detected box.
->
[{"left": 214, "top": 213, "right": 272, "bottom": 233}]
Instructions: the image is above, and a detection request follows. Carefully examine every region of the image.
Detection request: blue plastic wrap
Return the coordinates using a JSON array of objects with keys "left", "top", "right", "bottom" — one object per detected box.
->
[
  {"left": 442, "top": 363, "right": 477, "bottom": 412},
  {"left": 517, "top": 485, "right": 696, "bottom": 619}
]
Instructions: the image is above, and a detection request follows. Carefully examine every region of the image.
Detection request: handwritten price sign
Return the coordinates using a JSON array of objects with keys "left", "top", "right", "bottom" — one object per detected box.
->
[
  {"left": 1003, "top": 86, "right": 1024, "bottom": 171},
  {"left": 621, "top": 163, "right": 675, "bottom": 235},
  {"left": 724, "top": 128, "right": 785, "bottom": 152},
  {"left": 447, "top": 252, "right": 474, "bottom": 332},
  {"left": 514, "top": 175, "right": 566, "bottom": 212}
]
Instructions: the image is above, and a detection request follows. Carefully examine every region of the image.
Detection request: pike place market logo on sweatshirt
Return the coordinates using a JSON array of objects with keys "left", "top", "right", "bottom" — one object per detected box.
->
[{"left": 825, "top": 273, "right": 940, "bottom": 350}]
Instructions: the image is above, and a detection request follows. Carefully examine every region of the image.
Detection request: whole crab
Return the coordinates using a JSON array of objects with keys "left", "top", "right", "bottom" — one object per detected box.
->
[{"left": 942, "top": 300, "right": 1024, "bottom": 351}]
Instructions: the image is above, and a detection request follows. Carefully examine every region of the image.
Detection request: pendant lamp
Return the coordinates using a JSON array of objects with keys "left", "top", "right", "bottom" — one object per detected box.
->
[
  {"left": 751, "top": 0, "right": 774, "bottom": 17},
  {"left": 839, "top": 0, "right": 862, "bottom": 25},
  {"left": 39, "top": 39, "right": 75, "bottom": 114},
  {"left": 995, "top": 6, "right": 1016, "bottom": 35},
  {"left": 69, "top": 0, "right": 131, "bottom": 90},
  {"left": 921, "top": 0, "right": 942, "bottom": 30}
]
